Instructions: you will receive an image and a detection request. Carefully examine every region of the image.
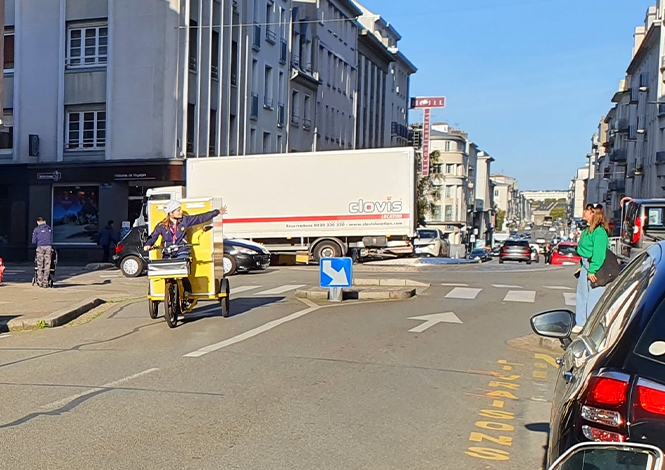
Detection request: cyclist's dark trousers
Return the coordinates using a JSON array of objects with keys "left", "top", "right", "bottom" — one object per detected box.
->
[{"left": 176, "top": 252, "right": 193, "bottom": 294}]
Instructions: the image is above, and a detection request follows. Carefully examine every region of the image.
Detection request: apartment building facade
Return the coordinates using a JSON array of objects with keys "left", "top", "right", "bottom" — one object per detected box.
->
[{"left": 0, "top": 0, "right": 297, "bottom": 261}]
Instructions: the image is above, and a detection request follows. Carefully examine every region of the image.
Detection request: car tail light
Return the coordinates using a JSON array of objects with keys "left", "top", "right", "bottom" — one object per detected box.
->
[
  {"left": 587, "top": 376, "right": 629, "bottom": 407},
  {"left": 115, "top": 245, "right": 124, "bottom": 254},
  {"left": 579, "top": 374, "right": 630, "bottom": 441},
  {"left": 582, "top": 425, "right": 625, "bottom": 442},
  {"left": 0, "top": 258, "right": 3, "bottom": 266},
  {"left": 633, "top": 379, "right": 665, "bottom": 420},
  {"left": 633, "top": 217, "right": 642, "bottom": 244}
]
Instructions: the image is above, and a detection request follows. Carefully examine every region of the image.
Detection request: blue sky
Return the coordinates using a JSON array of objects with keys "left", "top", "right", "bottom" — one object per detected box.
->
[{"left": 358, "top": 0, "right": 655, "bottom": 190}]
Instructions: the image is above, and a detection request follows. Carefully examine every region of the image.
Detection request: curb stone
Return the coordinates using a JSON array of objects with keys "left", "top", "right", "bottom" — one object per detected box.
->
[
  {"left": 295, "top": 286, "right": 416, "bottom": 301},
  {"left": 6, "top": 297, "right": 106, "bottom": 332}
]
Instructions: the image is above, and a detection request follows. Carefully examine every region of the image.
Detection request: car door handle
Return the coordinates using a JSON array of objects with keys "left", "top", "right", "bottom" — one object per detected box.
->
[{"left": 562, "top": 371, "right": 575, "bottom": 384}]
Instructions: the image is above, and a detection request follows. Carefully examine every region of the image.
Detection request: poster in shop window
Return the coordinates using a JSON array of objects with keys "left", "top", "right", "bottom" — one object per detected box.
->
[{"left": 52, "top": 186, "right": 99, "bottom": 244}]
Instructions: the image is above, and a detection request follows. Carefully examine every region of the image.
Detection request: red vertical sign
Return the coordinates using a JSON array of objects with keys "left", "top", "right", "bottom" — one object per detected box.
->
[{"left": 421, "top": 108, "right": 431, "bottom": 176}]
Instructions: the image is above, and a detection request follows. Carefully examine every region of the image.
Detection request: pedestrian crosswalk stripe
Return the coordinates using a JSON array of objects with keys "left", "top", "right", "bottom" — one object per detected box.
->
[
  {"left": 544, "top": 285, "right": 574, "bottom": 290},
  {"left": 445, "top": 287, "right": 482, "bottom": 300},
  {"left": 232, "top": 285, "right": 262, "bottom": 294},
  {"left": 492, "top": 284, "right": 522, "bottom": 289},
  {"left": 503, "top": 290, "right": 536, "bottom": 303},
  {"left": 254, "top": 284, "right": 306, "bottom": 296},
  {"left": 564, "top": 293, "right": 577, "bottom": 306},
  {"left": 441, "top": 282, "right": 469, "bottom": 287}
]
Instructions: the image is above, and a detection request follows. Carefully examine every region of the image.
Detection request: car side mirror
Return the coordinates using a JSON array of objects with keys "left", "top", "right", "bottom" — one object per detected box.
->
[{"left": 530, "top": 309, "right": 574, "bottom": 339}]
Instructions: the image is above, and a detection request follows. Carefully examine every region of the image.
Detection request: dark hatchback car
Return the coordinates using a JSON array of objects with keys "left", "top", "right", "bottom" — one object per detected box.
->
[
  {"left": 112, "top": 226, "right": 270, "bottom": 277},
  {"left": 468, "top": 248, "right": 490, "bottom": 262},
  {"left": 531, "top": 242, "right": 665, "bottom": 467},
  {"left": 498, "top": 239, "right": 532, "bottom": 264}
]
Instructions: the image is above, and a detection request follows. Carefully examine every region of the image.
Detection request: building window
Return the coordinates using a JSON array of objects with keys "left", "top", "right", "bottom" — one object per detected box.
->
[
  {"left": 445, "top": 163, "right": 454, "bottom": 174},
  {"left": 186, "top": 104, "right": 195, "bottom": 153},
  {"left": 494, "top": 189, "right": 499, "bottom": 197},
  {"left": 0, "top": 113, "right": 12, "bottom": 152},
  {"left": 444, "top": 141, "right": 451, "bottom": 152},
  {"left": 66, "top": 109, "right": 106, "bottom": 150},
  {"left": 265, "top": 1, "right": 276, "bottom": 43},
  {"left": 432, "top": 206, "right": 442, "bottom": 220},
  {"left": 250, "top": 128, "right": 257, "bottom": 154},
  {"left": 457, "top": 141, "right": 465, "bottom": 151},
  {"left": 67, "top": 24, "right": 108, "bottom": 67},
  {"left": 4, "top": 31, "right": 14, "bottom": 71},
  {"left": 445, "top": 186, "right": 453, "bottom": 198},
  {"left": 263, "top": 132, "right": 271, "bottom": 153},
  {"left": 431, "top": 163, "right": 442, "bottom": 175},
  {"left": 445, "top": 205, "right": 453, "bottom": 221},
  {"left": 189, "top": 20, "right": 198, "bottom": 72},
  {"left": 291, "top": 90, "right": 300, "bottom": 125},
  {"left": 303, "top": 95, "right": 312, "bottom": 130},
  {"left": 209, "top": 109, "right": 217, "bottom": 154},
  {"left": 231, "top": 41, "right": 238, "bottom": 86},
  {"left": 264, "top": 65, "right": 273, "bottom": 109},
  {"left": 211, "top": 30, "right": 220, "bottom": 80}
]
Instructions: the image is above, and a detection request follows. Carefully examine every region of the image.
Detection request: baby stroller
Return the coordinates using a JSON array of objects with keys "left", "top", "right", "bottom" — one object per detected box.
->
[{"left": 32, "top": 248, "right": 58, "bottom": 288}]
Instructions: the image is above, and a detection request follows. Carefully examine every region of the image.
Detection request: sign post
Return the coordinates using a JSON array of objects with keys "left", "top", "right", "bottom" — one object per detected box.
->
[
  {"left": 320, "top": 257, "right": 353, "bottom": 302},
  {"left": 409, "top": 96, "right": 447, "bottom": 177}
]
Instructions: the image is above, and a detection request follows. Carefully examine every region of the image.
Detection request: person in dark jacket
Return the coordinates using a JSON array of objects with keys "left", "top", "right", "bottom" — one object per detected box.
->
[
  {"left": 32, "top": 217, "right": 53, "bottom": 288},
  {"left": 144, "top": 200, "right": 224, "bottom": 296},
  {"left": 98, "top": 220, "right": 119, "bottom": 263}
]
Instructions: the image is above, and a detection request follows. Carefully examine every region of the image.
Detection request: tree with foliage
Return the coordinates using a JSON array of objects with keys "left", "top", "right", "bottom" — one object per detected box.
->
[
  {"left": 416, "top": 150, "right": 441, "bottom": 226},
  {"left": 496, "top": 210, "right": 506, "bottom": 231},
  {"left": 550, "top": 207, "right": 566, "bottom": 220}
]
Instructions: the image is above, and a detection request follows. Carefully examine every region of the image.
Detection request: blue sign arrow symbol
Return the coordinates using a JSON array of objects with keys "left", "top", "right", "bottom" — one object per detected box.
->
[{"left": 322, "top": 259, "right": 349, "bottom": 286}]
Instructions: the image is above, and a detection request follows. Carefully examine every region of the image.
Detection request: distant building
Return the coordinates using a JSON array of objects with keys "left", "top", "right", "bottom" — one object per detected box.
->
[
  {"left": 521, "top": 190, "right": 568, "bottom": 202},
  {"left": 568, "top": 166, "right": 589, "bottom": 220}
]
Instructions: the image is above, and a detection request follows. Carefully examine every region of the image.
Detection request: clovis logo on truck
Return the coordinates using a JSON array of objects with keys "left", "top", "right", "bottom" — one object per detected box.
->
[{"left": 348, "top": 199, "right": 403, "bottom": 214}]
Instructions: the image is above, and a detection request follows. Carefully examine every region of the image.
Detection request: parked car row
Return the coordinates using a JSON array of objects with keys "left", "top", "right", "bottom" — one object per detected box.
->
[{"left": 112, "top": 226, "right": 270, "bottom": 278}]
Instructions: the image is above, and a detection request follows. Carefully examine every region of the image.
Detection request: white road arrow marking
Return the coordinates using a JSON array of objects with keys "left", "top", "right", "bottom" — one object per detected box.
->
[
  {"left": 408, "top": 312, "right": 462, "bottom": 333},
  {"left": 322, "top": 260, "right": 349, "bottom": 286}
]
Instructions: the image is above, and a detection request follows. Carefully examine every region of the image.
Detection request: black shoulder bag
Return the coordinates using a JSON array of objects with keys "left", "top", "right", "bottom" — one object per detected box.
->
[{"left": 590, "top": 249, "right": 621, "bottom": 288}]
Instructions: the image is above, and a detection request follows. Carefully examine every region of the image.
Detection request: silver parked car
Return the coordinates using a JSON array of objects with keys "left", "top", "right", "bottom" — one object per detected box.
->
[{"left": 413, "top": 228, "right": 450, "bottom": 257}]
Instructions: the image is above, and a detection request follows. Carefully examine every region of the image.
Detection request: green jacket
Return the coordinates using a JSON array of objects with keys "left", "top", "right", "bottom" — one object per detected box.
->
[{"left": 577, "top": 226, "right": 609, "bottom": 274}]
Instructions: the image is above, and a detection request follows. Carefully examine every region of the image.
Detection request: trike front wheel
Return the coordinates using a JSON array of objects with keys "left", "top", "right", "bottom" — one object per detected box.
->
[{"left": 164, "top": 281, "right": 180, "bottom": 328}]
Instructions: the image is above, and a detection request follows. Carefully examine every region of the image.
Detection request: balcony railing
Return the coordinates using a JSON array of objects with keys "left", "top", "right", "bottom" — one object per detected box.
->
[
  {"left": 277, "top": 102, "right": 285, "bottom": 127},
  {"left": 266, "top": 28, "right": 277, "bottom": 44},
  {"left": 250, "top": 92, "right": 259, "bottom": 120},
  {"left": 657, "top": 151, "right": 665, "bottom": 164},
  {"left": 264, "top": 96, "right": 273, "bottom": 109},
  {"left": 609, "top": 148, "right": 627, "bottom": 163},
  {"left": 303, "top": 118, "right": 312, "bottom": 130},
  {"left": 252, "top": 23, "right": 261, "bottom": 51},
  {"left": 280, "top": 39, "right": 287, "bottom": 64},
  {"left": 291, "top": 113, "right": 300, "bottom": 126},
  {"left": 659, "top": 103, "right": 665, "bottom": 117},
  {"left": 615, "top": 118, "right": 629, "bottom": 133},
  {"left": 211, "top": 64, "right": 219, "bottom": 81}
]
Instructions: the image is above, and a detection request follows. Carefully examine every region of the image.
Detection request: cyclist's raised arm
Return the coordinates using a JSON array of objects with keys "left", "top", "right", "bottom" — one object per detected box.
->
[{"left": 182, "top": 208, "right": 222, "bottom": 228}]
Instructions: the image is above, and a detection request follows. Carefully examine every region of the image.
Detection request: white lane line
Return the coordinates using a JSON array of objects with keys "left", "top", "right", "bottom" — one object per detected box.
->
[
  {"left": 254, "top": 284, "right": 306, "bottom": 296},
  {"left": 184, "top": 300, "right": 320, "bottom": 358},
  {"left": 97, "top": 274, "right": 121, "bottom": 278},
  {"left": 3, "top": 270, "right": 27, "bottom": 274},
  {"left": 441, "top": 282, "right": 469, "bottom": 287},
  {"left": 231, "top": 285, "right": 262, "bottom": 294},
  {"left": 492, "top": 284, "right": 523, "bottom": 289},
  {"left": 445, "top": 287, "right": 482, "bottom": 300},
  {"left": 544, "top": 286, "right": 574, "bottom": 290},
  {"left": 0, "top": 333, "right": 11, "bottom": 339},
  {"left": 503, "top": 290, "right": 536, "bottom": 303},
  {"left": 564, "top": 293, "right": 577, "bottom": 306},
  {"left": 41, "top": 368, "right": 160, "bottom": 411}
]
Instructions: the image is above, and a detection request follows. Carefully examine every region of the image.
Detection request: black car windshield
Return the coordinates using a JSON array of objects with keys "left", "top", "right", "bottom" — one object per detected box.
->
[
  {"left": 470, "top": 249, "right": 485, "bottom": 255},
  {"left": 557, "top": 245, "right": 578, "bottom": 256},
  {"left": 418, "top": 230, "right": 439, "bottom": 239},
  {"left": 504, "top": 240, "right": 529, "bottom": 247}
]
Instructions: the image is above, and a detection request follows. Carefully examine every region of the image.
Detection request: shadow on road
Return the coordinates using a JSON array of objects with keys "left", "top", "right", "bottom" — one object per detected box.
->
[
  {"left": 525, "top": 422, "right": 550, "bottom": 469},
  {"left": 0, "top": 316, "right": 21, "bottom": 333},
  {"left": 180, "top": 296, "right": 285, "bottom": 323}
]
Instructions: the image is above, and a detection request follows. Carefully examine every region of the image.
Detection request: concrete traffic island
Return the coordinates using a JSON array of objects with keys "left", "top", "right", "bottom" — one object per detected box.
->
[{"left": 295, "top": 278, "right": 430, "bottom": 301}]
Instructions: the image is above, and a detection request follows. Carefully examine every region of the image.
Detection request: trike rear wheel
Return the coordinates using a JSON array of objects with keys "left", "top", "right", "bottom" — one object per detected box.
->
[
  {"left": 148, "top": 300, "right": 160, "bottom": 319},
  {"left": 220, "top": 278, "right": 230, "bottom": 318},
  {"left": 164, "top": 281, "right": 180, "bottom": 328}
]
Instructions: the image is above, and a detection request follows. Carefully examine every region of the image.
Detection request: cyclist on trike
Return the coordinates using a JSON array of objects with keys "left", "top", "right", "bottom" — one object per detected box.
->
[{"left": 144, "top": 199, "right": 230, "bottom": 327}]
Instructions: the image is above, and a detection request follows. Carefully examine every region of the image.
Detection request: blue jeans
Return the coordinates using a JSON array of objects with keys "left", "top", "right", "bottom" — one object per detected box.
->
[{"left": 575, "top": 258, "right": 606, "bottom": 326}]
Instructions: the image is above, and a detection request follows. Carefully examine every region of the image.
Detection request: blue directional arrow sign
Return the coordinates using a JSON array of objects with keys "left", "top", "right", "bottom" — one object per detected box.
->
[{"left": 320, "top": 257, "right": 353, "bottom": 288}]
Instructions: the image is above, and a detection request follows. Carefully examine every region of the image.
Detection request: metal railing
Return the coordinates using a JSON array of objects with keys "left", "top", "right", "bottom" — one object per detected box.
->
[
  {"left": 280, "top": 39, "right": 287, "bottom": 63},
  {"left": 252, "top": 23, "right": 261, "bottom": 51},
  {"left": 290, "top": 113, "right": 300, "bottom": 126},
  {"left": 277, "top": 102, "right": 285, "bottom": 127},
  {"left": 263, "top": 96, "right": 273, "bottom": 109},
  {"left": 266, "top": 28, "right": 277, "bottom": 44}
]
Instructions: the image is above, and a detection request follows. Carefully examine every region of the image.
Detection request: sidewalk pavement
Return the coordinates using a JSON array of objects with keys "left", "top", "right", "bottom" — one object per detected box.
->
[{"left": 0, "top": 268, "right": 146, "bottom": 332}]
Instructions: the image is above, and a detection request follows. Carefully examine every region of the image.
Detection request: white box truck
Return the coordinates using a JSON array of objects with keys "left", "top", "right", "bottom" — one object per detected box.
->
[{"left": 143, "top": 148, "right": 417, "bottom": 261}]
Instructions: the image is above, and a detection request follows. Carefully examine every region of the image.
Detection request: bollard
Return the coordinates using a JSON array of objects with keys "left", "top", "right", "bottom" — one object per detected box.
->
[{"left": 329, "top": 287, "right": 343, "bottom": 302}]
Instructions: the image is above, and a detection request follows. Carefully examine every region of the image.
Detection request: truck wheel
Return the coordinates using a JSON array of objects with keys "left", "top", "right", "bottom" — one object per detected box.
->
[{"left": 313, "top": 241, "right": 341, "bottom": 261}]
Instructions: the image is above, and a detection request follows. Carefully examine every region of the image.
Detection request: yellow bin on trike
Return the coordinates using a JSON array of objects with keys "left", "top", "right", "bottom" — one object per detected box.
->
[{"left": 146, "top": 198, "right": 229, "bottom": 327}]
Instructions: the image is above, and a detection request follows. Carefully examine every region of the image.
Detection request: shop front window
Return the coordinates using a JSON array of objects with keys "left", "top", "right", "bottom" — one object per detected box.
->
[{"left": 52, "top": 186, "right": 99, "bottom": 244}]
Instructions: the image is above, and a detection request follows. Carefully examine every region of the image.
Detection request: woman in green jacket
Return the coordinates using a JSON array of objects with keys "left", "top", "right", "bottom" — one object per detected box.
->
[{"left": 574, "top": 203, "right": 610, "bottom": 331}]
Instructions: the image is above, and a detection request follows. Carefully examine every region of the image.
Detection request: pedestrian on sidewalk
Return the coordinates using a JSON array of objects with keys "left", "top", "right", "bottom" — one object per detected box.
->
[
  {"left": 98, "top": 220, "right": 119, "bottom": 263},
  {"left": 32, "top": 217, "right": 53, "bottom": 288},
  {"left": 573, "top": 203, "right": 610, "bottom": 332}
]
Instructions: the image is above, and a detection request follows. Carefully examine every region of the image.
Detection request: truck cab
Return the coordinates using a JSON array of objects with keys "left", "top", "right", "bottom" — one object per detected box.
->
[
  {"left": 134, "top": 186, "right": 185, "bottom": 227},
  {"left": 621, "top": 198, "right": 665, "bottom": 261}
]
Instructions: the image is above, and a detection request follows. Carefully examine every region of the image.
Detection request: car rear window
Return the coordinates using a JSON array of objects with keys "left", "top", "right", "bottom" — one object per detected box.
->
[
  {"left": 646, "top": 207, "right": 665, "bottom": 230},
  {"left": 418, "top": 230, "right": 438, "bottom": 239},
  {"left": 557, "top": 245, "right": 578, "bottom": 256},
  {"left": 504, "top": 240, "right": 528, "bottom": 247}
]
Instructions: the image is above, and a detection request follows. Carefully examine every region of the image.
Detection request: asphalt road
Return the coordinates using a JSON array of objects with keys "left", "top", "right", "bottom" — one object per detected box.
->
[{"left": 0, "top": 261, "right": 575, "bottom": 469}]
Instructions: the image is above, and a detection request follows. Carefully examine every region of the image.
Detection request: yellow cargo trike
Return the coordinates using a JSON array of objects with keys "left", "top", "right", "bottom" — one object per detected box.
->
[{"left": 145, "top": 198, "right": 230, "bottom": 328}]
